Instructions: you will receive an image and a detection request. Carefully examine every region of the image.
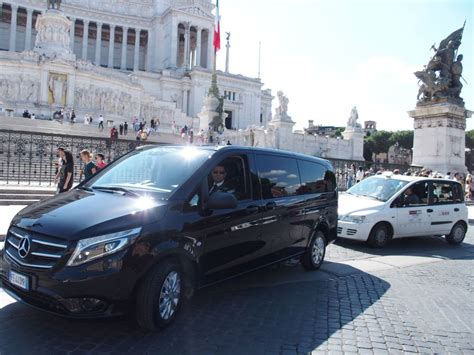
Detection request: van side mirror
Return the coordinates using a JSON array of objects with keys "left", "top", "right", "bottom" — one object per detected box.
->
[{"left": 207, "top": 192, "right": 238, "bottom": 210}]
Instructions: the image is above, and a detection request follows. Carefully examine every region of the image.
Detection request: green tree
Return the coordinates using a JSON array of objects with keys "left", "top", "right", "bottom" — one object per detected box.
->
[
  {"left": 365, "top": 131, "right": 393, "bottom": 154},
  {"left": 330, "top": 127, "right": 345, "bottom": 138},
  {"left": 466, "top": 130, "right": 474, "bottom": 150},
  {"left": 389, "top": 130, "right": 413, "bottom": 150}
]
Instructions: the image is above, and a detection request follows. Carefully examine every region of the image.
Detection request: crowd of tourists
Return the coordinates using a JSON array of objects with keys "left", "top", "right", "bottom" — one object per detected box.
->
[{"left": 54, "top": 147, "right": 107, "bottom": 194}]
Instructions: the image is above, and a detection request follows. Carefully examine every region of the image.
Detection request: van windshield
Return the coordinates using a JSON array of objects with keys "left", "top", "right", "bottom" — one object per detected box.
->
[
  {"left": 84, "top": 147, "right": 213, "bottom": 199},
  {"left": 347, "top": 176, "right": 409, "bottom": 202}
]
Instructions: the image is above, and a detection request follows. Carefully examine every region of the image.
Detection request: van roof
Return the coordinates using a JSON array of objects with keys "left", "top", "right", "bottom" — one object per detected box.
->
[{"left": 140, "top": 144, "right": 332, "bottom": 167}]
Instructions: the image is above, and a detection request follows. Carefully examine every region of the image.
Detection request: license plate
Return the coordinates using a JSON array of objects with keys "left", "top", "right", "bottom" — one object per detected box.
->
[{"left": 8, "top": 270, "right": 29, "bottom": 291}]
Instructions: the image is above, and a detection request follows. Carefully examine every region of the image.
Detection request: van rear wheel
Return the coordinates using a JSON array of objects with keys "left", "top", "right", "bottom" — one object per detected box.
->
[
  {"left": 300, "top": 230, "right": 326, "bottom": 271},
  {"left": 135, "top": 259, "right": 183, "bottom": 331}
]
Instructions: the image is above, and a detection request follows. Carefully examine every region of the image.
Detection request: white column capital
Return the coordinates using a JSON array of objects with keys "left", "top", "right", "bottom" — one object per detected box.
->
[
  {"left": 26, "top": 7, "right": 34, "bottom": 14},
  {"left": 135, "top": 28, "right": 141, "bottom": 34},
  {"left": 83, "top": 19, "right": 90, "bottom": 25},
  {"left": 10, "top": 4, "right": 18, "bottom": 11},
  {"left": 110, "top": 23, "right": 116, "bottom": 30},
  {"left": 96, "top": 22, "right": 103, "bottom": 28}
]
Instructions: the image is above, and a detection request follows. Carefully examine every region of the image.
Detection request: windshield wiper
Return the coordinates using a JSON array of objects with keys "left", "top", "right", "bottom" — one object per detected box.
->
[
  {"left": 92, "top": 186, "right": 140, "bottom": 197},
  {"left": 76, "top": 186, "right": 93, "bottom": 192}
]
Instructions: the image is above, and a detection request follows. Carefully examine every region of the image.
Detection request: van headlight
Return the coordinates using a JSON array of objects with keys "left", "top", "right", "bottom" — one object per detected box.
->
[
  {"left": 67, "top": 228, "right": 142, "bottom": 267},
  {"left": 340, "top": 215, "right": 366, "bottom": 224}
]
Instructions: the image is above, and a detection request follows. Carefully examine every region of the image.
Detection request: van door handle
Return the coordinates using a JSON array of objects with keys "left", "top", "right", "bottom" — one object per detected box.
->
[
  {"left": 427, "top": 209, "right": 434, "bottom": 213},
  {"left": 246, "top": 205, "right": 259, "bottom": 214},
  {"left": 454, "top": 208, "right": 459, "bottom": 212},
  {"left": 265, "top": 202, "right": 277, "bottom": 210}
]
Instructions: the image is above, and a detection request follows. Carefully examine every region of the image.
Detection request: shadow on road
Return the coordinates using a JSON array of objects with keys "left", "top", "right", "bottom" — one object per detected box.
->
[
  {"left": 334, "top": 235, "right": 474, "bottom": 261},
  {"left": 0, "top": 262, "right": 390, "bottom": 354}
]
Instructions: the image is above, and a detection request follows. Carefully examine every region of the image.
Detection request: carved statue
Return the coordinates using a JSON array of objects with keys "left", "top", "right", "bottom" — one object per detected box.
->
[
  {"left": 47, "top": 0, "right": 61, "bottom": 10},
  {"left": 48, "top": 74, "right": 67, "bottom": 105},
  {"left": 275, "top": 91, "right": 289, "bottom": 116},
  {"left": 346, "top": 106, "right": 362, "bottom": 131},
  {"left": 416, "top": 24, "right": 466, "bottom": 105}
]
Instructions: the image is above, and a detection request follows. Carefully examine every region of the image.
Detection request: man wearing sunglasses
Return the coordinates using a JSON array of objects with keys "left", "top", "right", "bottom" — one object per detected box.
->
[{"left": 210, "top": 164, "right": 237, "bottom": 195}]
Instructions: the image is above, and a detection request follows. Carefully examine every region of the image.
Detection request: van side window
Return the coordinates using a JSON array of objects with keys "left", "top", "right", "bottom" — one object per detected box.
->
[
  {"left": 431, "top": 182, "right": 461, "bottom": 204},
  {"left": 401, "top": 181, "right": 428, "bottom": 206},
  {"left": 297, "top": 160, "right": 335, "bottom": 194},
  {"left": 208, "top": 155, "right": 251, "bottom": 201},
  {"left": 256, "top": 155, "right": 301, "bottom": 198}
]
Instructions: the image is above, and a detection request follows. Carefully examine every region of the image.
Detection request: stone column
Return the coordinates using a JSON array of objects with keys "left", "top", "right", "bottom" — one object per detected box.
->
[
  {"left": 9, "top": 4, "right": 18, "bottom": 51},
  {"left": 183, "top": 23, "right": 190, "bottom": 70},
  {"left": 207, "top": 28, "right": 213, "bottom": 70},
  {"left": 94, "top": 22, "right": 102, "bottom": 66},
  {"left": 195, "top": 28, "right": 201, "bottom": 67},
  {"left": 40, "top": 70, "right": 49, "bottom": 105},
  {"left": 225, "top": 40, "right": 230, "bottom": 73},
  {"left": 24, "top": 8, "right": 33, "bottom": 50},
  {"left": 182, "top": 90, "right": 189, "bottom": 115},
  {"left": 69, "top": 17, "right": 76, "bottom": 50},
  {"left": 82, "top": 20, "right": 89, "bottom": 60},
  {"left": 120, "top": 26, "right": 128, "bottom": 70},
  {"left": 108, "top": 24, "right": 115, "bottom": 68},
  {"left": 170, "top": 18, "right": 178, "bottom": 68},
  {"left": 145, "top": 30, "right": 152, "bottom": 71},
  {"left": 133, "top": 28, "right": 140, "bottom": 71}
]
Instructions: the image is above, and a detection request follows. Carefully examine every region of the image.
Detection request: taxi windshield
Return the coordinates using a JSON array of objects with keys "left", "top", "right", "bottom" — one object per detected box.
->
[
  {"left": 347, "top": 176, "right": 409, "bottom": 202},
  {"left": 84, "top": 147, "right": 213, "bottom": 199}
]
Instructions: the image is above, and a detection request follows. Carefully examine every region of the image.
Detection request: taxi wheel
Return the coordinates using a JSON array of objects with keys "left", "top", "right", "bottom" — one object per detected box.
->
[
  {"left": 135, "top": 259, "right": 184, "bottom": 331},
  {"left": 301, "top": 230, "right": 326, "bottom": 271},
  {"left": 446, "top": 222, "right": 466, "bottom": 245},
  {"left": 367, "top": 223, "right": 392, "bottom": 248}
]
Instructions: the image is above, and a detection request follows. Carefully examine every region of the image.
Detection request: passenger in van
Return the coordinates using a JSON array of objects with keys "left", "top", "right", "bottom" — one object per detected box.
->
[
  {"left": 403, "top": 187, "right": 420, "bottom": 206},
  {"left": 209, "top": 164, "right": 237, "bottom": 195}
]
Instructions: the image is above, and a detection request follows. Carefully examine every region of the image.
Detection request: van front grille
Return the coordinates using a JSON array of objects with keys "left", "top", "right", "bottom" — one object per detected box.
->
[{"left": 5, "top": 227, "right": 68, "bottom": 270}]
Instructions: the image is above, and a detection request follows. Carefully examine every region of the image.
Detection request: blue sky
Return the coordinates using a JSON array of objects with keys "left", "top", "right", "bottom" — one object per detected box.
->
[{"left": 216, "top": 0, "right": 473, "bottom": 131}]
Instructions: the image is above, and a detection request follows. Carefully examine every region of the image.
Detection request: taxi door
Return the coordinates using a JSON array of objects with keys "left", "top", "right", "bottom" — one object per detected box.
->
[
  {"left": 394, "top": 181, "right": 432, "bottom": 237},
  {"left": 428, "top": 181, "right": 463, "bottom": 235}
]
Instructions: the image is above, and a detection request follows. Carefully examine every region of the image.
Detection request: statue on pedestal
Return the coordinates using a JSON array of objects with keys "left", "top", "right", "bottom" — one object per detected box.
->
[
  {"left": 415, "top": 23, "right": 466, "bottom": 105},
  {"left": 47, "top": 0, "right": 61, "bottom": 10},
  {"left": 275, "top": 91, "right": 289, "bottom": 117},
  {"left": 346, "top": 106, "right": 362, "bottom": 131}
]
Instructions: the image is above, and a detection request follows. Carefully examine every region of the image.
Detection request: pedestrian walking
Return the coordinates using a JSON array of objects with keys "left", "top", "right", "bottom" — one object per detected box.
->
[
  {"left": 119, "top": 123, "right": 124, "bottom": 135},
  {"left": 79, "top": 150, "right": 97, "bottom": 181},
  {"left": 56, "top": 150, "right": 74, "bottom": 193},
  {"left": 98, "top": 115, "right": 104, "bottom": 130},
  {"left": 71, "top": 110, "right": 76, "bottom": 123},
  {"left": 356, "top": 166, "right": 364, "bottom": 183},
  {"left": 95, "top": 153, "right": 107, "bottom": 170},
  {"left": 124, "top": 122, "right": 128, "bottom": 135}
]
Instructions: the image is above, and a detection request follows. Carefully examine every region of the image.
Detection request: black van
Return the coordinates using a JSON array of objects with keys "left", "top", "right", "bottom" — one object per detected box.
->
[{"left": 0, "top": 145, "right": 338, "bottom": 330}]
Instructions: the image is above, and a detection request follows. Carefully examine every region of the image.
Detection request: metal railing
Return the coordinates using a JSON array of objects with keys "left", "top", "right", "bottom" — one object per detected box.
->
[{"left": 0, "top": 130, "right": 152, "bottom": 185}]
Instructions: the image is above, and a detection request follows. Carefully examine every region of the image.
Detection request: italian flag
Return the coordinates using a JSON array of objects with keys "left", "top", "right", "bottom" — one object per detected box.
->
[{"left": 213, "top": 0, "right": 221, "bottom": 51}]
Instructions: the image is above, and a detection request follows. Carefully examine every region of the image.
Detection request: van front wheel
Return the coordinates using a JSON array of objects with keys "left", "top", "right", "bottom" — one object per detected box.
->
[
  {"left": 135, "top": 259, "right": 183, "bottom": 331},
  {"left": 300, "top": 230, "right": 326, "bottom": 271}
]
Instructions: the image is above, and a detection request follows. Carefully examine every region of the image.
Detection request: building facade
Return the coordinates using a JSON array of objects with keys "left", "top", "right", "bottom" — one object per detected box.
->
[{"left": 0, "top": 0, "right": 273, "bottom": 129}]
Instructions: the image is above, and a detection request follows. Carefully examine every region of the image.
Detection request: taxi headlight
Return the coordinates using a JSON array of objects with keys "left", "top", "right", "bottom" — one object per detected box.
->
[
  {"left": 340, "top": 215, "right": 366, "bottom": 224},
  {"left": 67, "top": 228, "right": 142, "bottom": 267}
]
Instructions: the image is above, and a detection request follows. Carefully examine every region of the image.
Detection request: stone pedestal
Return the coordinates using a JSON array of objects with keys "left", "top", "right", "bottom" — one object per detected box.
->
[
  {"left": 33, "top": 9, "right": 75, "bottom": 61},
  {"left": 268, "top": 114, "right": 296, "bottom": 150},
  {"left": 409, "top": 103, "right": 472, "bottom": 174},
  {"left": 197, "top": 94, "right": 220, "bottom": 132},
  {"left": 342, "top": 129, "right": 365, "bottom": 161}
]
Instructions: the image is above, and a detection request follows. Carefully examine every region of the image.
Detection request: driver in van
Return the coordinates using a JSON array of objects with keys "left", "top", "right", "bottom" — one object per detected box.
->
[
  {"left": 209, "top": 164, "right": 237, "bottom": 195},
  {"left": 403, "top": 187, "right": 420, "bottom": 206}
]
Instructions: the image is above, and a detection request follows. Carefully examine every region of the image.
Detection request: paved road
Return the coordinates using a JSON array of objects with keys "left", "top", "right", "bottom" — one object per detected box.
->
[{"left": 0, "top": 230, "right": 473, "bottom": 354}]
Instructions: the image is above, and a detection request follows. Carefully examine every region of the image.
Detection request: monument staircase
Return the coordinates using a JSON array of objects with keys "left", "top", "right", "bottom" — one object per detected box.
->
[{"left": 0, "top": 186, "right": 55, "bottom": 206}]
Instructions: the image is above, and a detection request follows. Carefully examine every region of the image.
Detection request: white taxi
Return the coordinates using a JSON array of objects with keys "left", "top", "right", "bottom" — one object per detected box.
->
[{"left": 338, "top": 173, "right": 468, "bottom": 247}]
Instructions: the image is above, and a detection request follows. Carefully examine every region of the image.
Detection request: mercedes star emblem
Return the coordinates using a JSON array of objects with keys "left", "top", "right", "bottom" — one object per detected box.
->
[{"left": 18, "top": 235, "right": 31, "bottom": 259}]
